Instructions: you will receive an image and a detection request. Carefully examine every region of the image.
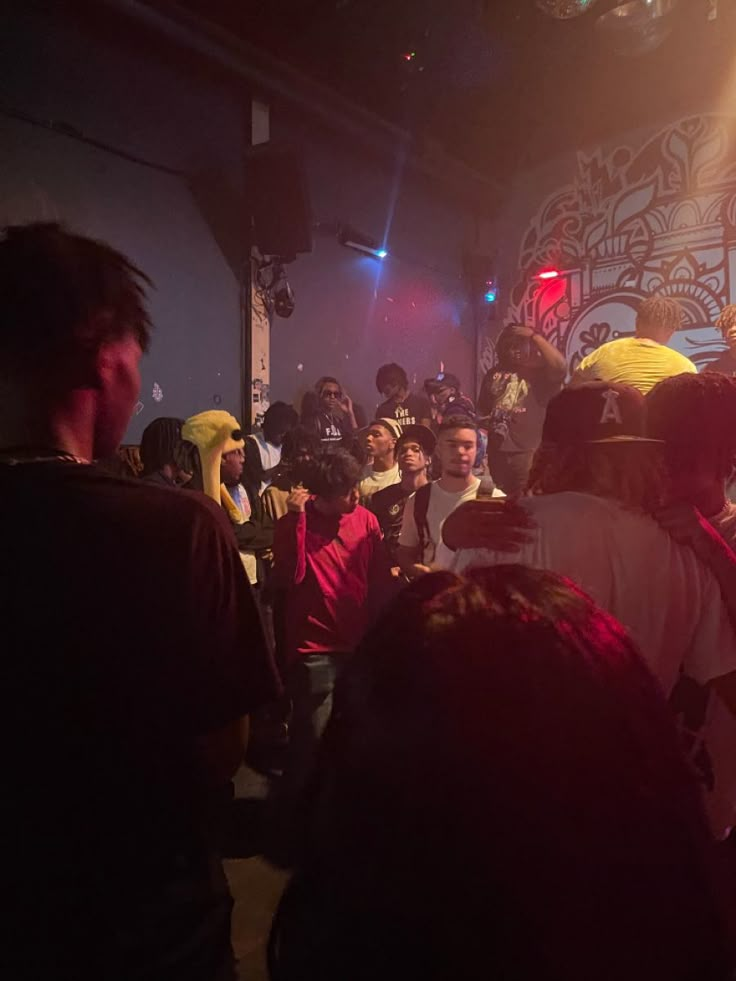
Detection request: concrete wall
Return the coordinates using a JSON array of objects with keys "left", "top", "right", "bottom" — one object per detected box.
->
[
  {"left": 267, "top": 115, "right": 484, "bottom": 419},
  {"left": 0, "top": 3, "right": 488, "bottom": 440}
]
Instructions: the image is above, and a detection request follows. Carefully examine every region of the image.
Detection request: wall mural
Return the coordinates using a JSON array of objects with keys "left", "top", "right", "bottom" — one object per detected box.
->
[{"left": 495, "top": 114, "right": 736, "bottom": 374}]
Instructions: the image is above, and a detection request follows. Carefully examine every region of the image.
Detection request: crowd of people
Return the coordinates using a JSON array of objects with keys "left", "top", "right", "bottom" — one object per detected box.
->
[{"left": 2, "top": 221, "right": 736, "bottom": 980}]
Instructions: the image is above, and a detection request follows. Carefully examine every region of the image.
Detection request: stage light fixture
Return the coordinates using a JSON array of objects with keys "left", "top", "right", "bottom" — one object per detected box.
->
[
  {"left": 338, "top": 224, "right": 388, "bottom": 260},
  {"left": 536, "top": 268, "right": 561, "bottom": 280}
]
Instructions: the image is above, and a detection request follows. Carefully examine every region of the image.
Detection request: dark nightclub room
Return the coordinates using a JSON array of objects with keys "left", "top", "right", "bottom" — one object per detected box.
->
[{"left": 1, "top": 0, "right": 736, "bottom": 977}]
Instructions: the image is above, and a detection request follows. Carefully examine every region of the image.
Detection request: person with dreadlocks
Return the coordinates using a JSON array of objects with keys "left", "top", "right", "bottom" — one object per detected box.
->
[
  {"left": 477, "top": 322, "right": 566, "bottom": 496},
  {"left": 139, "top": 416, "right": 194, "bottom": 487},
  {"left": 646, "top": 372, "right": 736, "bottom": 838},
  {"left": 438, "top": 383, "right": 736, "bottom": 737},
  {"left": 571, "top": 293, "right": 696, "bottom": 394},
  {"left": 706, "top": 304, "right": 736, "bottom": 378}
]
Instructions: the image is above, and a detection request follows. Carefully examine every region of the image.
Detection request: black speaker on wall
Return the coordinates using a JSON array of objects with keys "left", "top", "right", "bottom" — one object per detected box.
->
[{"left": 245, "top": 144, "right": 312, "bottom": 261}]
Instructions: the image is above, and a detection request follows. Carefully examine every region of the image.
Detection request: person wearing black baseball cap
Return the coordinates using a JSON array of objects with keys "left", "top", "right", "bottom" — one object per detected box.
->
[
  {"left": 369, "top": 424, "right": 436, "bottom": 571},
  {"left": 440, "top": 384, "right": 736, "bottom": 814}
]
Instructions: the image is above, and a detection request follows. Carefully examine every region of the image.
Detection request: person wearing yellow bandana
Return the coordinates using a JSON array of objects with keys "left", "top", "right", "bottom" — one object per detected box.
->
[{"left": 182, "top": 411, "right": 274, "bottom": 589}]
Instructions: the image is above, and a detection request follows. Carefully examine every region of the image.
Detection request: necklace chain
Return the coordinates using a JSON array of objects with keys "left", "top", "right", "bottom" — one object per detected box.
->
[{"left": 0, "top": 446, "right": 89, "bottom": 466}]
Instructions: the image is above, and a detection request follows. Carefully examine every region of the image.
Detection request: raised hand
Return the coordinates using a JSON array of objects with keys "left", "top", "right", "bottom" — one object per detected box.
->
[
  {"left": 286, "top": 486, "right": 311, "bottom": 513},
  {"left": 442, "top": 499, "right": 536, "bottom": 554}
]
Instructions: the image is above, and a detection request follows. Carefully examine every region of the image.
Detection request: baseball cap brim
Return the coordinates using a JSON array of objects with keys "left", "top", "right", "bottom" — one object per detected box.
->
[{"left": 586, "top": 436, "right": 664, "bottom": 444}]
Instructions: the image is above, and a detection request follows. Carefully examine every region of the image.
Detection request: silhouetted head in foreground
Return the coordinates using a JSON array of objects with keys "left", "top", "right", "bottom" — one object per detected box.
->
[{"left": 270, "top": 566, "right": 731, "bottom": 981}]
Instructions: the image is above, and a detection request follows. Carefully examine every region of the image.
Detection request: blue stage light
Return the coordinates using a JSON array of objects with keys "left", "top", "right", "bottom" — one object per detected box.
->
[{"left": 377, "top": 249, "right": 388, "bottom": 259}]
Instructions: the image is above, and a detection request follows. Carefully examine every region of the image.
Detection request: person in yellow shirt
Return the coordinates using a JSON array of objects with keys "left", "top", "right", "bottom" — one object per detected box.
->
[{"left": 571, "top": 294, "right": 697, "bottom": 394}]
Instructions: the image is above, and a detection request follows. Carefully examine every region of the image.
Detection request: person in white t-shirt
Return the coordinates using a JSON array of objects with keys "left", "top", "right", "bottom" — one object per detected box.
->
[
  {"left": 397, "top": 415, "right": 503, "bottom": 579},
  {"left": 441, "top": 380, "right": 736, "bottom": 840},
  {"left": 359, "top": 418, "right": 401, "bottom": 503},
  {"left": 440, "top": 382, "right": 736, "bottom": 719}
]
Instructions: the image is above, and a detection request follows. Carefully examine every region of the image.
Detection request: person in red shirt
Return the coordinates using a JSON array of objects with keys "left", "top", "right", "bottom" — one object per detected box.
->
[{"left": 271, "top": 449, "right": 392, "bottom": 852}]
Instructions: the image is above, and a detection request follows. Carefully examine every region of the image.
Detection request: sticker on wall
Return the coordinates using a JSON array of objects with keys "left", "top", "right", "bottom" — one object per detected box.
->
[
  {"left": 152, "top": 382, "right": 163, "bottom": 403},
  {"left": 297, "top": 363, "right": 304, "bottom": 372},
  {"left": 134, "top": 401, "right": 144, "bottom": 415}
]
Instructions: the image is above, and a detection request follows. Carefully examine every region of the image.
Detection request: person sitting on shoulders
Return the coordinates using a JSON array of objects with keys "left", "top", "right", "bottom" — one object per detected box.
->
[{"left": 571, "top": 293, "right": 696, "bottom": 394}]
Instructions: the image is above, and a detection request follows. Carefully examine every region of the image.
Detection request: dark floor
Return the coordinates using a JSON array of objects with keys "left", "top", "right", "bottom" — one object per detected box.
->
[
  {"left": 224, "top": 767, "right": 288, "bottom": 981},
  {"left": 224, "top": 766, "right": 736, "bottom": 980}
]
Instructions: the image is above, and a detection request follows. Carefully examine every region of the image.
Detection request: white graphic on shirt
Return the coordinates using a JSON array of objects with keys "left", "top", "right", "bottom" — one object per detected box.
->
[{"left": 599, "top": 389, "right": 622, "bottom": 425}]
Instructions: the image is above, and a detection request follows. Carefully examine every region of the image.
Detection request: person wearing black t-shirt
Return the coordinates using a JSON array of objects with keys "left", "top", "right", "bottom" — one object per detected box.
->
[
  {"left": 304, "top": 376, "right": 358, "bottom": 448},
  {"left": 375, "top": 362, "right": 433, "bottom": 429},
  {"left": 370, "top": 424, "right": 436, "bottom": 570},
  {"left": 0, "top": 223, "right": 280, "bottom": 980},
  {"left": 705, "top": 305, "right": 736, "bottom": 378}
]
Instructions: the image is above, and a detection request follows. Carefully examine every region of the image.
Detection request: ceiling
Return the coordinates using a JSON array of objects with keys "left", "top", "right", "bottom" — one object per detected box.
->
[{"left": 174, "top": 0, "right": 736, "bottom": 181}]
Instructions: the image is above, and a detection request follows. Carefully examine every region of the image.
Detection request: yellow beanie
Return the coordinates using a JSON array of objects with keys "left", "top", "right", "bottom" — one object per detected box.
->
[{"left": 182, "top": 410, "right": 245, "bottom": 505}]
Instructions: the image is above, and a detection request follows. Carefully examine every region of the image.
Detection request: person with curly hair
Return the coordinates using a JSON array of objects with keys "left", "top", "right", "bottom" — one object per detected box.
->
[
  {"left": 270, "top": 449, "right": 392, "bottom": 854},
  {"left": 706, "top": 303, "right": 736, "bottom": 378},
  {"left": 269, "top": 566, "right": 733, "bottom": 981},
  {"left": 571, "top": 293, "right": 696, "bottom": 394}
]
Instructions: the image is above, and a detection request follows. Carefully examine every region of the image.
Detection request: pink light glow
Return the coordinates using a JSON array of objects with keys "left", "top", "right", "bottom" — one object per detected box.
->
[{"left": 536, "top": 269, "right": 561, "bottom": 281}]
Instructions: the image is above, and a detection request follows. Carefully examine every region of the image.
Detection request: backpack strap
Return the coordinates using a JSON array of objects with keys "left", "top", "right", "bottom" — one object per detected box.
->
[{"left": 413, "top": 482, "right": 433, "bottom": 562}]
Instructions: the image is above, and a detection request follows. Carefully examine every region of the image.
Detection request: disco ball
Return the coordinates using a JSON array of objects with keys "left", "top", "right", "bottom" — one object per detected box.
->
[{"left": 536, "top": 0, "right": 601, "bottom": 19}]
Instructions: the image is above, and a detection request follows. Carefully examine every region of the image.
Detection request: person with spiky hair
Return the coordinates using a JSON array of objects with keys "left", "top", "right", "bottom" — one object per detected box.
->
[
  {"left": 0, "top": 223, "right": 279, "bottom": 979},
  {"left": 572, "top": 293, "right": 697, "bottom": 393}
]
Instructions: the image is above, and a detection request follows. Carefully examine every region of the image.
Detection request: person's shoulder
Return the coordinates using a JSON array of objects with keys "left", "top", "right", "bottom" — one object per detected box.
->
[
  {"left": 93, "top": 467, "right": 232, "bottom": 538},
  {"left": 579, "top": 337, "right": 623, "bottom": 364},
  {"left": 353, "top": 503, "right": 381, "bottom": 529},
  {"left": 705, "top": 351, "right": 736, "bottom": 374},
  {"left": 663, "top": 347, "right": 697, "bottom": 371},
  {"left": 371, "top": 482, "right": 403, "bottom": 506},
  {"left": 710, "top": 504, "right": 736, "bottom": 548},
  {"left": 525, "top": 490, "right": 625, "bottom": 520}
]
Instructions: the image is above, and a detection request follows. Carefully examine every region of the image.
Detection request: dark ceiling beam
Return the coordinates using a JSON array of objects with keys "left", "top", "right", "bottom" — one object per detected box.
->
[{"left": 98, "top": 0, "right": 506, "bottom": 213}]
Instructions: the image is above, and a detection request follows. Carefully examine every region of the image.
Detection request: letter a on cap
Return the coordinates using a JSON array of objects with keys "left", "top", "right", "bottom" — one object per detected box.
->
[{"left": 600, "top": 389, "right": 622, "bottom": 425}]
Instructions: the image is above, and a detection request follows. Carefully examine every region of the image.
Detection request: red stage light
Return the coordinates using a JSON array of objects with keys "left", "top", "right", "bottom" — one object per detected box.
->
[{"left": 536, "top": 269, "right": 561, "bottom": 280}]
